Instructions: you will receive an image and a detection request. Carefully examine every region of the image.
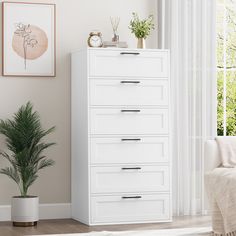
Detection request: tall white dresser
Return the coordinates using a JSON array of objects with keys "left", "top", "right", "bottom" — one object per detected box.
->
[{"left": 71, "top": 48, "right": 171, "bottom": 225}]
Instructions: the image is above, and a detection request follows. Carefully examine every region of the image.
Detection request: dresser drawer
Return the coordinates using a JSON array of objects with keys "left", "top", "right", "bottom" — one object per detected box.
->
[
  {"left": 89, "top": 50, "right": 169, "bottom": 78},
  {"left": 91, "top": 166, "right": 170, "bottom": 193},
  {"left": 90, "top": 79, "right": 169, "bottom": 106},
  {"left": 91, "top": 194, "right": 171, "bottom": 224},
  {"left": 90, "top": 137, "right": 169, "bottom": 164},
  {"left": 90, "top": 108, "right": 169, "bottom": 135}
]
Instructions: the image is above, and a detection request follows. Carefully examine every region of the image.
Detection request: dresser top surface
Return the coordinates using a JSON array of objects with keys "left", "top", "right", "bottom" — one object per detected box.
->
[{"left": 71, "top": 47, "right": 170, "bottom": 54}]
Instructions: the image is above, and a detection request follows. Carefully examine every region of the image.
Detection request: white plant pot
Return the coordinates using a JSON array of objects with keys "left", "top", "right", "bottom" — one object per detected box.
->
[{"left": 11, "top": 196, "right": 39, "bottom": 226}]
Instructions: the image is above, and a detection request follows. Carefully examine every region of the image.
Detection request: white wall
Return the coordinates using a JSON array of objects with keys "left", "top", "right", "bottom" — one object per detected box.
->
[{"left": 0, "top": 0, "right": 158, "bottom": 205}]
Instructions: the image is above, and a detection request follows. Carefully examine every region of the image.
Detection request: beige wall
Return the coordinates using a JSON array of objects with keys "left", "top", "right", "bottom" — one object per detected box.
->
[{"left": 0, "top": 0, "right": 157, "bottom": 205}]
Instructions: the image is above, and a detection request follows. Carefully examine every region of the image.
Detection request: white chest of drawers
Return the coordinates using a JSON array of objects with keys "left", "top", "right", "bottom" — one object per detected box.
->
[{"left": 71, "top": 48, "right": 172, "bottom": 225}]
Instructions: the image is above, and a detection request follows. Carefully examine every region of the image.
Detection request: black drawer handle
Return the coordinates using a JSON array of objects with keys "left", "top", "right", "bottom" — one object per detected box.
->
[
  {"left": 121, "top": 138, "right": 141, "bottom": 141},
  {"left": 122, "top": 196, "right": 142, "bottom": 199},
  {"left": 121, "top": 167, "right": 142, "bottom": 170},
  {"left": 120, "top": 52, "right": 140, "bottom": 55},
  {"left": 121, "top": 109, "right": 140, "bottom": 113},
  {"left": 120, "top": 81, "right": 140, "bottom": 84}
]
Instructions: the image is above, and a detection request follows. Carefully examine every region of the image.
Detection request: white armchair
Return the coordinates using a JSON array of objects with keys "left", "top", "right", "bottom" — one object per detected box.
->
[{"left": 204, "top": 138, "right": 236, "bottom": 235}]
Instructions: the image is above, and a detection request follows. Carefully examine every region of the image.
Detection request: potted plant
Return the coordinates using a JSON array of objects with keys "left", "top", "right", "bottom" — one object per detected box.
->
[
  {"left": 129, "top": 12, "right": 155, "bottom": 49},
  {"left": 0, "top": 102, "right": 55, "bottom": 226}
]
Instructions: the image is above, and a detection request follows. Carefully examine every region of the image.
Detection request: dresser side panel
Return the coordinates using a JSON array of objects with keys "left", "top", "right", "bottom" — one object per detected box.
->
[{"left": 71, "top": 50, "right": 89, "bottom": 224}]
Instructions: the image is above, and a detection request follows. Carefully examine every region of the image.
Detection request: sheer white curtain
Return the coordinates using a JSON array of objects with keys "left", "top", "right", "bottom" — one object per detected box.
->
[{"left": 158, "top": 0, "right": 217, "bottom": 215}]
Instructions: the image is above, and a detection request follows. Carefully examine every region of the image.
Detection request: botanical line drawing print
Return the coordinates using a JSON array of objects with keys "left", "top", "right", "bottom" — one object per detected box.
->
[{"left": 12, "top": 23, "right": 48, "bottom": 70}]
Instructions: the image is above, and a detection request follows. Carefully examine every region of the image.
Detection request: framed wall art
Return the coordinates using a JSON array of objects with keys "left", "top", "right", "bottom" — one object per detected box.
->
[{"left": 2, "top": 2, "right": 56, "bottom": 77}]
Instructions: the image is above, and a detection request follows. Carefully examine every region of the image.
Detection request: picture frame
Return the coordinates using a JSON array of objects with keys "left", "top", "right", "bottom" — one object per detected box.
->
[{"left": 2, "top": 2, "right": 56, "bottom": 77}]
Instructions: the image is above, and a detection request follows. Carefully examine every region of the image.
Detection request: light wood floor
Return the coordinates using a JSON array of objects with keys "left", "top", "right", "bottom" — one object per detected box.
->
[{"left": 0, "top": 216, "right": 211, "bottom": 236}]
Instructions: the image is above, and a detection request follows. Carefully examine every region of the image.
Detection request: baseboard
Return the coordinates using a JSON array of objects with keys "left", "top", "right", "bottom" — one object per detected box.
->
[
  {"left": 0, "top": 205, "right": 11, "bottom": 221},
  {"left": 0, "top": 203, "right": 71, "bottom": 222}
]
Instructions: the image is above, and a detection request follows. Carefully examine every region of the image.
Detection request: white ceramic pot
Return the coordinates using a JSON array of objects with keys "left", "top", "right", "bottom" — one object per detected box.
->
[{"left": 11, "top": 196, "right": 39, "bottom": 226}]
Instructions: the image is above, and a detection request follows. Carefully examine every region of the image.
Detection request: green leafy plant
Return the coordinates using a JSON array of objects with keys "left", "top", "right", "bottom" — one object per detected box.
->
[
  {"left": 129, "top": 12, "right": 155, "bottom": 39},
  {"left": 0, "top": 102, "right": 55, "bottom": 197}
]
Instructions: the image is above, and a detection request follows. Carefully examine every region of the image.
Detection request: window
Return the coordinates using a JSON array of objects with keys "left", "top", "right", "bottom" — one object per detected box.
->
[{"left": 217, "top": 0, "right": 236, "bottom": 136}]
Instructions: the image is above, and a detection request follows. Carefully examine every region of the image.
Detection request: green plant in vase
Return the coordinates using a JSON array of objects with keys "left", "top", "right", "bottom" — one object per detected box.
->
[
  {"left": 129, "top": 12, "right": 155, "bottom": 48},
  {"left": 0, "top": 102, "right": 55, "bottom": 226}
]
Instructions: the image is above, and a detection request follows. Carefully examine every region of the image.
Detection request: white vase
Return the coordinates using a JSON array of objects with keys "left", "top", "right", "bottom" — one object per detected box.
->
[{"left": 11, "top": 196, "right": 39, "bottom": 226}]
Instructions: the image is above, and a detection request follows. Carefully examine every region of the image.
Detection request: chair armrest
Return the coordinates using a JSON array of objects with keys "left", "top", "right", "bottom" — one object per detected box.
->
[{"left": 204, "top": 140, "right": 221, "bottom": 172}]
